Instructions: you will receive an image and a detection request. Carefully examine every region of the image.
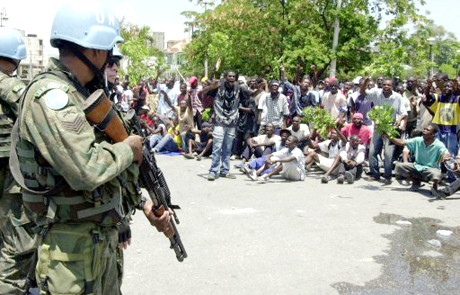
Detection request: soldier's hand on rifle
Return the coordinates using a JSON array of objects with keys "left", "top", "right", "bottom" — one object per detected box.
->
[
  {"left": 123, "top": 135, "right": 144, "bottom": 164},
  {"left": 143, "top": 199, "right": 175, "bottom": 238}
]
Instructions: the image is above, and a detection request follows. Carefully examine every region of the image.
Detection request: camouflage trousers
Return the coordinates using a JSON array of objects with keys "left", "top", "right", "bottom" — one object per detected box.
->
[
  {"left": 36, "top": 223, "right": 121, "bottom": 295},
  {"left": 0, "top": 162, "right": 37, "bottom": 295}
]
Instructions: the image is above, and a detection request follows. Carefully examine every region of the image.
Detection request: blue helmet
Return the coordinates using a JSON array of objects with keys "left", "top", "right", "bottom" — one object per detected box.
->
[
  {"left": 50, "top": 1, "right": 124, "bottom": 51},
  {"left": 112, "top": 45, "right": 123, "bottom": 59},
  {"left": 0, "top": 27, "right": 27, "bottom": 61}
]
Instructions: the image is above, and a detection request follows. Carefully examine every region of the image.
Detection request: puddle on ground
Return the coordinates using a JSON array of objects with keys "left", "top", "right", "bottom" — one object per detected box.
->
[{"left": 332, "top": 213, "right": 460, "bottom": 295}]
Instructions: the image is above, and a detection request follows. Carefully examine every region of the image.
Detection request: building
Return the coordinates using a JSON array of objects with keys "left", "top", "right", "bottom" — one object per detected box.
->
[
  {"left": 150, "top": 31, "right": 165, "bottom": 51},
  {"left": 17, "top": 32, "right": 46, "bottom": 81},
  {"left": 165, "top": 39, "right": 188, "bottom": 71}
]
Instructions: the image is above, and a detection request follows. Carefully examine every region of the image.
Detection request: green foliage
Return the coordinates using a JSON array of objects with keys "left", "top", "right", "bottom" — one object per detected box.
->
[
  {"left": 439, "top": 64, "right": 457, "bottom": 78},
  {"left": 302, "top": 107, "right": 336, "bottom": 139},
  {"left": 202, "top": 108, "right": 213, "bottom": 122},
  {"left": 119, "top": 21, "right": 166, "bottom": 85},
  {"left": 368, "top": 105, "right": 400, "bottom": 139},
  {"left": 183, "top": 0, "right": 433, "bottom": 80},
  {"left": 364, "top": 19, "right": 460, "bottom": 80}
]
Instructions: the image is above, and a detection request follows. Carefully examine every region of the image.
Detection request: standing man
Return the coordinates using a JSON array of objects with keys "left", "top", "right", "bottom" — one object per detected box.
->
[
  {"left": 280, "top": 64, "right": 318, "bottom": 118},
  {"left": 401, "top": 77, "right": 420, "bottom": 136},
  {"left": 13, "top": 3, "right": 173, "bottom": 294},
  {"left": 322, "top": 79, "right": 348, "bottom": 120},
  {"left": 0, "top": 27, "right": 36, "bottom": 295},
  {"left": 203, "top": 70, "right": 249, "bottom": 180},
  {"left": 422, "top": 76, "right": 460, "bottom": 157},
  {"left": 252, "top": 77, "right": 267, "bottom": 135},
  {"left": 258, "top": 80, "right": 289, "bottom": 135},
  {"left": 157, "top": 77, "right": 179, "bottom": 118},
  {"left": 364, "top": 77, "right": 407, "bottom": 184},
  {"left": 189, "top": 76, "right": 204, "bottom": 130}
]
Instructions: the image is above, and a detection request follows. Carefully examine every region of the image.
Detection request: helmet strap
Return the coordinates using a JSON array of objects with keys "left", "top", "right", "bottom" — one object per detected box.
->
[{"left": 68, "top": 45, "right": 109, "bottom": 91}]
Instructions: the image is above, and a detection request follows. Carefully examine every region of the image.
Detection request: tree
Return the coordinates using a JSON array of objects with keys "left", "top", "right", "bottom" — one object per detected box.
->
[
  {"left": 119, "top": 21, "right": 166, "bottom": 85},
  {"left": 183, "top": 0, "right": 427, "bottom": 80}
]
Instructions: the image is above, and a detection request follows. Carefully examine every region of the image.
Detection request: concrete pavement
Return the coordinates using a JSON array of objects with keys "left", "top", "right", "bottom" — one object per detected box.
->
[{"left": 121, "top": 155, "right": 460, "bottom": 295}]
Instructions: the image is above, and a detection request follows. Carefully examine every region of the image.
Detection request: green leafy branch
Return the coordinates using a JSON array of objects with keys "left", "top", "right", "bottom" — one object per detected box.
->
[
  {"left": 302, "top": 107, "right": 337, "bottom": 139},
  {"left": 368, "top": 105, "right": 400, "bottom": 139}
]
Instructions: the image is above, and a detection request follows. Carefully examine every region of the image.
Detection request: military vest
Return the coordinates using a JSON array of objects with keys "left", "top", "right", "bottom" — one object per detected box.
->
[
  {"left": 0, "top": 71, "right": 25, "bottom": 158},
  {"left": 12, "top": 70, "right": 140, "bottom": 226}
]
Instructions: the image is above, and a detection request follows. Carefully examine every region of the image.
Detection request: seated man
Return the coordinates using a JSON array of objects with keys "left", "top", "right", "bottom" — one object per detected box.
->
[
  {"left": 391, "top": 124, "right": 450, "bottom": 192},
  {"left": 243, "top": 129, "right": 291, "bottom": 176},
  {"left": 138, "top": 105, "right": 154, "bottom": 128},
  {"left": 249, "top": 135, "right": 306, "bottom": 182},
  {"left": 335, "top": 135, "right": 366, "bottom": 184},
  {"left": 152, "top": 115, "right": 181, "bottom": 153},
  {"left": 182, "top": 124, "right": 200, "bottom": 159},
  {"left": 242, "top": 123, "right": 280, "bottom": 161},
  {"left": 195, "top": 122, "right": 214, "bottom": 161},
  {"left": 340, "top": 113, "right": 373, "bottom": 149},
  {"left": 288, "top": 116, "right": 310, "bottom": 149},
  {"left": 147, "top": 116, "right": 167, "bottom": 150},
  {"left": 305, "top": 129, "right": 346, "bottom": 176},
  {"left": 432, "top": 163, "right": 460, "bottom": 199}
]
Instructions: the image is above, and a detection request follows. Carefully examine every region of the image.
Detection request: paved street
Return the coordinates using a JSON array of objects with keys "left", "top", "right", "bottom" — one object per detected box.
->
[{"left": 121, "top": 155, "right": 460, "bottom": 295}]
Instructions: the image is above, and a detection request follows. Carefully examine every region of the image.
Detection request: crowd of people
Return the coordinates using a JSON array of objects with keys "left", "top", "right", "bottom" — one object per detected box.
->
[
  {"left": 1, "top": 1, "right": 460, "bottom": 294},
  {"left": 108, "top": 59, "right": 460, "bottom": 199}
]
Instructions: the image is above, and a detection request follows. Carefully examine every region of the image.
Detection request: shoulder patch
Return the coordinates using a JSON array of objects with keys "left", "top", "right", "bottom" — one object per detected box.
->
[
  {"left": 12, "top": 84, "right": 25, "bottom": 94},
  {"left": 44, "top": 89, "right": 69, "bottom": 110},
  {"left": 35, "top": 82, "right": 70, "bottom": 99}
]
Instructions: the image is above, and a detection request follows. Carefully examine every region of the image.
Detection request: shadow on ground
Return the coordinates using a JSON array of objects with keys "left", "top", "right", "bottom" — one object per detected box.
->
[{"left": 332, "top": 212, "right": 460, "bottom": 295}]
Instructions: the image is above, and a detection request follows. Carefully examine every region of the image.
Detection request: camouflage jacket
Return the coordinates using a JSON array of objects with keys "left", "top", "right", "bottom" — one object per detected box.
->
[
  {"left": 16, "top": 58, "right": 140, "bottom": 226},
  {"left": 0, "top": 70, "right": 25, "bottom": 158}
]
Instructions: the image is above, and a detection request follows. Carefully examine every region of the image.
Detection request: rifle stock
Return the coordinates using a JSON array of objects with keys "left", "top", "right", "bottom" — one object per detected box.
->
[{"left": 84, "top": 90, "right": 187, "bottom": 262}]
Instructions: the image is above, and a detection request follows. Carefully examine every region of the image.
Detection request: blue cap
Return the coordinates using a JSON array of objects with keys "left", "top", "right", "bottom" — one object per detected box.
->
[
  {"left": 50, "top": 1, "right": 124, "bottom": 50},
  {"left": 0, "top": 27, "right": 27, "bottom": 60},
  {"left": 112, "top": 45, "right": 123, "bottom": 59}
]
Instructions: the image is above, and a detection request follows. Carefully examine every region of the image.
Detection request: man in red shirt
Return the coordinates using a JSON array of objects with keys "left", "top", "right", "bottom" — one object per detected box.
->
[
  {"left": 340, "top": 113, "right": 373, "bottom": 148},
  {"left": 139, "top": 105, "right": 154, "bottom": 127}
]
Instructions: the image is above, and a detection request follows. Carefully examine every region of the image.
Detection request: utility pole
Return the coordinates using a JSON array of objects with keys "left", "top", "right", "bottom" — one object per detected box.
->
[
  {"left": 203, "top": 1, "right": 210, "bottom": 78},
  {"left": 427, "top": 37, "right": 435, "bottom": 79},
  {"left": 0, "top": 7, "right": 8, "bottom": 27},
  {"left": 330, "top": 0, "right": 342, "bottom": 78}
]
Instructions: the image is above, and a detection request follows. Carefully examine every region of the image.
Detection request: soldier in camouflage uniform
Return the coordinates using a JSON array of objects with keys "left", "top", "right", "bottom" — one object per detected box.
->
[
  {"left": 0, "top": 27, "right": 37, "bottom": 295},
  {"left": 12, "top": 2, "right": 174, "bottom": 295}
]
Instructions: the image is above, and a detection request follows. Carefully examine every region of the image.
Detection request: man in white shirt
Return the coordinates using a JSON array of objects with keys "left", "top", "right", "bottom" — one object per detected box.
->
[
  {"left": 157, "top": 78, "right": 180, "bottom": 117},
  {"left": 258, "top": 80, "right": 289, "bottom": 135},
  {"left": 363, "top": 77, "right": 408, "bottom": 184},
  {"left": 121, "top": 82, "right": 133, "bottom": 113},
  {"left": 242, "top": 123, "right": 281, "bottom": 161},
  {"left": 305, "top": 129, "right": 345, "bottom": 175},
  {"left": 335, "top": 135, "right": 366, "bottom": 184},
  {"left": 288, "top": 116, "right": 310, "bottom": 149},
  {"left": 322, "top": 79, "right": 348, "bottom": 119},
  {"left": 256, "top": 135, "right": 306, "bottom": 182}
]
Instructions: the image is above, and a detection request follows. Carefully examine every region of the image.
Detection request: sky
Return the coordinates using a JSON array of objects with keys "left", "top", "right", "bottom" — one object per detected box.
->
[{"left": 1, "top": 0, "right": 459, "bottom": 56}]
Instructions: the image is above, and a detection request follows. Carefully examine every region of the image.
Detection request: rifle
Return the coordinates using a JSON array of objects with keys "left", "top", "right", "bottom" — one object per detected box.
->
[{"left": 83, "top": 89, "right": 187, "bottom": 262}]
